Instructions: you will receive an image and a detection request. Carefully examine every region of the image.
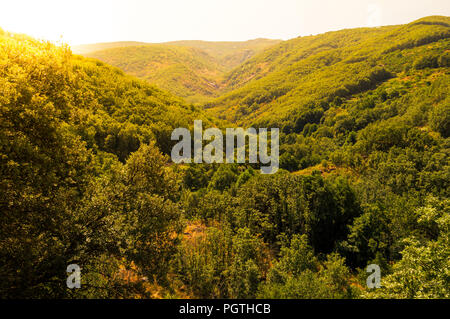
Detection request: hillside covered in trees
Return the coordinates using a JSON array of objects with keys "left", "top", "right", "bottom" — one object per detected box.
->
[
  {"left": 74, "top": 39, "right": 281, "bottom": 103},
  {"left": 0, "top": 16, "right": 449, "bottom": 299}
]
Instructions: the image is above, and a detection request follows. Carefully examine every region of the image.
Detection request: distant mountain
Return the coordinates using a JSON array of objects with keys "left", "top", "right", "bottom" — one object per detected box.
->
[
  {"left": 73, "top": 39, "right": 281, "bottom": 69},
  {"left": 164, "top": 39, "right": 282, "bottom": 70},
  {"left": 72, "top": 39, "right": 281, "bottom": 103},
  {"left": 82, "top": 45, "right": 225, "bottom": 104},
  {"left": 72, "top": 41, "right": 148, "bottom": 55}
]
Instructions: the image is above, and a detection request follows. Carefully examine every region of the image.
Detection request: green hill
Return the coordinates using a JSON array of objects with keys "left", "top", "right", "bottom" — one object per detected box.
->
[
  {"left": 73, "top": 38, "right": 281, "bottom": 70},
  {"left": 0, "top": 30, "right": 218, "bottom": 161},
  {"left": 1, "top": 16, "right": 449, "bottom": 299},
  {"left": 73, "top": 39, "right": 281, "bottom": 103},
  {"left": 206, "top": 16, "right": 450, "bottom": 129},
  {"left": 165, "top": 39, "right": 282, "bottom": 70},
  {"left": 0, "top": 28, "right": 228, "bottom": 297},
  {"left": 83, "top": 45, "right": 225, "bottom": 104}
]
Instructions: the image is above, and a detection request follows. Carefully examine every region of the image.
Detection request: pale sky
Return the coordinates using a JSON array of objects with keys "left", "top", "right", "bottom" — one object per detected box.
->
[{"left": 0, "top": 0, "right": 449, "bottom": 45}]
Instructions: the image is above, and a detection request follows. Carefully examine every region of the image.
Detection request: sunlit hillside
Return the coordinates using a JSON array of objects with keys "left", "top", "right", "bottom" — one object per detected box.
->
[
  {"left": 73, "top": 38, "right": 281, "bottom": 70},
  {"left": 82, "top": 45, "right": 225, "bottom": 104},
  {"left": 206, "top": 16, "right": 450, "bottom": 128},
  {"left": 0, "top": 16, "right": 449, "bottom": 300},
  {"left": 165, "top": 39, "right": 282, "bottom": 70},
  {"left": 73, "top": 39, "right": 281, "bottom": 103}
]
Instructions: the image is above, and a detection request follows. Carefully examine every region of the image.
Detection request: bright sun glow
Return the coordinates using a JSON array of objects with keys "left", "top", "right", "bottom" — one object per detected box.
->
[
  {"left": 0, "top": 0, "right": 449, "bottom": 46},
  {"left": 0, "top": 0, "right": 116, "bottom": 45}
]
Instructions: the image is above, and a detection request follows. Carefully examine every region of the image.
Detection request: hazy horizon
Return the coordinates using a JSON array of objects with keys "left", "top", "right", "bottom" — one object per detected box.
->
[{"left": 0, "top": 0, "right": 449, "bottom": 46}]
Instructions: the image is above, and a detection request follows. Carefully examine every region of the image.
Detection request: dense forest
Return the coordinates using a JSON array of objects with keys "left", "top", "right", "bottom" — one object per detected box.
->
[
  {"left": 0, "top": 16, "right": 449, "bottom": 299},
  {"left": 75, "top": 39, "right": 280, "bottom": 103}
]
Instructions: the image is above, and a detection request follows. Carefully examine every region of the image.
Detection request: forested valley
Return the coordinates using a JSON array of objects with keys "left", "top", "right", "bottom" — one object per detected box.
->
[{"left": 0, "top": 16, "right": 449, "bottom": 299}]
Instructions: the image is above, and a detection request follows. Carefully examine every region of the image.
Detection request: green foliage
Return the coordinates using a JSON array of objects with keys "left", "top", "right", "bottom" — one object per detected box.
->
[
  {"left": 429, "top": 102, "right": 450, "bottom": 138},
  {"left": 258, "top": 236, "right": 356, "bottom": 298},
  {"left": 231, "top": 173, "right": 361, "bottom": 253},
  {"left": 1, "top": 16, "right": 449, "bottom": 299},
  {"left": 84, "top": 45, "right": 223, "bottom": 104},
  {"left": 0, "top": 32, "right": 186, "bottom": 298},
  {"left": 173, "top": 226, "right": 268, "bottom": 298},
  {"left": 272, "top": 235, "right": 317, "bottom": 277},
  {"left": 176, "top": 16, "right": 449, "bottom": 299},
  {"left": 338, "top": 205, "right": 391, "bottom": 268},
  {"left": 207, "top": 16, "right": 449, "bottom": 132},
  {"left": 364, "top": 198, "right": 449, "bottom": 298},
  {"left": 208, "top": 164, "right": 239, "bottom": 191},
  {"left": 183, "top": 164, "right": 210, "bottom": 191},
  {"left": 165, "top": 39, "right": 282, "bottom": 70},
  {"left": 76, "top": 39, "right": 281, "bottom": 104},
  {"left": 235, "top": 167, "right": 256, "bottom": 188}
]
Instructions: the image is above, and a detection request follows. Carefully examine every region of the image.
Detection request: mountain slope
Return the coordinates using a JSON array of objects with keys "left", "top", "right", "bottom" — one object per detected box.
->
[
  {"left": 1, "top": 29, "right": 208, "bottom": 297},
  {"left": 0, "top": 30, "right": 218, "bottom": 161},
  {"left": 165, "top": 39, "right": 282, "bottom": 70},
  {"left": 205, "top": 16, "right": 450, "bottom": 129},
  {"left": 1, "top": 17, "right": 449, "bottom": 300},
  {"left": 73, "top": 39, "right": 281, "bottom": 103},
  {"left": 83, "top": 45, "right": 225, "bottom": 103},
  {"left": 221, "top": 26, "right": 397, "bottom": 90},
  {"left": 73, "top": 39, "right": 281, "bottom": 70}
]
